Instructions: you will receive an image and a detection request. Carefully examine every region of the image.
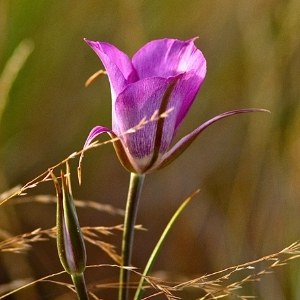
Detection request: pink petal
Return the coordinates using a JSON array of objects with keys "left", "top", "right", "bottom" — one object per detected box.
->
[
  {"left": 83, "top": 125, "right": 113, "bottom": 148},
  {"left": 84, "top": 39, "right": 138, "bottom": 101},
  {"left": 172, "top": 71, "right": 206, "bottom": 130},
  {"left": 132, "top": 38, "right": 206, "bottom": 80},
  {"left": 132, "top": 38, "right": 206, "bottom": 129},
  {"left": 79, "top": 125, "right": 136, "bottom": 173},
  {"left": 78, "top": 126, "right": 113, "bottom": 182},
  {"left": 114, "top": 76, "right": 181, "bottom": 171}
]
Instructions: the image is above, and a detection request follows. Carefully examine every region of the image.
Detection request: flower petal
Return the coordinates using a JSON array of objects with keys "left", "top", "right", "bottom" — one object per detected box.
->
[
  {"left": 114, "top": 76, "right": 181, "bottom": 172},
  {"left": 84, "top": 39, "right": 138, "bottom": 101},
  {"left": 172, "top": 71, "right": 206, "bottom": 130},
  {"left": 78, "top": 125, "right": 113, "bottom": 180},
  {"left": 132, "top": 38, "right": 206, "bottom": 80},
  {"left": 132, "top": 38, "right": 206, "bottom": 129},
  {"left": 83, "top": 125, "right": 112, "bottom": 149},
  {"left": 158, "top": 109, "right": 270, "bottom": 170},
  {"left": 79, "top": 126, "right": 136, "bottom": 174}
]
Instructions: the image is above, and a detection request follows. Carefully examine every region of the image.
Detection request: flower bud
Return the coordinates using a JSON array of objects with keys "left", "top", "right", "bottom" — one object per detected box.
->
[{"left": 52, "top": 168, "right": 86, "bottom": 275}]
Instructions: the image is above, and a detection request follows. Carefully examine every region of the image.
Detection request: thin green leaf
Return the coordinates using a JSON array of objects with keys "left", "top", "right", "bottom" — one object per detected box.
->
[{"left": 134, "top": 189, "right": 200, "bottom": 300}]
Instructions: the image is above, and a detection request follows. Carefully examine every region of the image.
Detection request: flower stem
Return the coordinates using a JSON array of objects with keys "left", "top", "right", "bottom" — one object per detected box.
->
[
  {"left": 71, "top": 273, "right": 89, "bottom": 300},
  {"left": 119, "top": 172, "right": 145, "bottom": 300}
]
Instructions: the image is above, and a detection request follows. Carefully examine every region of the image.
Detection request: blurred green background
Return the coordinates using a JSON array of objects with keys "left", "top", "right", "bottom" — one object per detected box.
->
[{"left": 0, "top": 0, "right": 300, "bottom": 299}]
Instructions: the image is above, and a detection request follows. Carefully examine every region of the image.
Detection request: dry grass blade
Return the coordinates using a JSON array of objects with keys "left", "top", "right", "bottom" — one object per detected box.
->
[
  {"left": 8, "top": 194, "right": 124, "bottom": 216},
  {"left": 0, "top": 224, "right": 144, "bottom": 259},
  {"left": 83, "top": 230, "right": 121, "bottom": 264},
  {"left": 42, "top": 279, "right": 76, "bottom": 293},
  {"left": 141, "top": 276, "right": 179, "bottom": 300},
  {"left": 82, "top": 225, "right": 146, "bottom": 264},
  {"left": 128, "top": 242, "right": 300, "bottom": 299},
  {"left": 0, "top": 264, "right": 134, "bottom": 299},
  {"left": 0, "top": 186, "right": 22, "bottom": 202},
  {"left": 0, "top": 108, "right": 175, "bottom": 206},
  {"left": 0, "top": 270, "right": 65, "bottom": 299},
  {"left": 41, "top": 279, "right": 103, "bottom": 299},
  {"left": 85, "top": 69, "right": 107, "bottom": 87},
  {"left": 0, "top": 279, "right": 32, "bottom": 295},
  {"left": 181, "top": 242, "right": 300, "bottom": 299},
  {"left": 0, "top": 228, "right": 49, "bottom": 253},
  {"left": 1, "top": 242, "right": 299, "bottom": 299}
]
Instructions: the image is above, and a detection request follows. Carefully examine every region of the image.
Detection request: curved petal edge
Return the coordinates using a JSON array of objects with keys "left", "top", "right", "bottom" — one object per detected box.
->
[{"left": 158, "top": 108, "right": 270, "bottom": 170}]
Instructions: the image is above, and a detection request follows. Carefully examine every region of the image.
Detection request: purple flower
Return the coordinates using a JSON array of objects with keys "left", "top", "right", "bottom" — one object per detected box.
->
[{"left": 82, "top": 38, "right": 266, "bottom": 174}]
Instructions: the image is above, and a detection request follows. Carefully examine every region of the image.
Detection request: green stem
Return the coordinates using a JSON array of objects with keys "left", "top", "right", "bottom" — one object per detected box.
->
[
  {"left": 119, "top": 172, "right": 145, "bottom": 300},
  {"left": 71, "top": 273, "right": 89, "bottom": 300}
]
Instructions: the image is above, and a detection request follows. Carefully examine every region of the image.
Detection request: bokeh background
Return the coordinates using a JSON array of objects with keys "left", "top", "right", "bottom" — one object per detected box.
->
[{"left": 0, "top": 0, "right": 300, "bottom": 299}]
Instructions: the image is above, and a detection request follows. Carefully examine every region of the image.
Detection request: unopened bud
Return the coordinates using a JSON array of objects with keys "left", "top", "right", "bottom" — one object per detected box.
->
[{"left": 52, "top": 168, "right": 86, "bottom": 275}]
